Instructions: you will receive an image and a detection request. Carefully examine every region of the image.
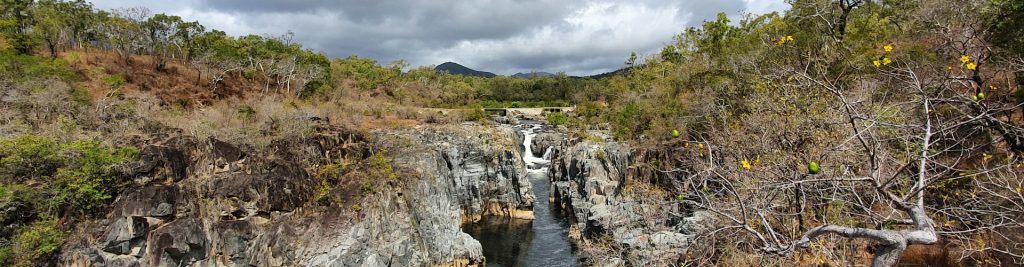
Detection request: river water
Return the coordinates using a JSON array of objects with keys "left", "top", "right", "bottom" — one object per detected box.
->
[{"left": 463, "top": 124, "right": 577, "bottom": 267}]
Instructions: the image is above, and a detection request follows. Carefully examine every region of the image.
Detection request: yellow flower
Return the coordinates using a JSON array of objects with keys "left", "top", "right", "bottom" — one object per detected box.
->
[
  {"left": 966, "top": 62, "right": 977, "bottom": 70},
  {"left": 741, "top": 159, "right": 751, "bottom": 170},
  {"left": 983, "top": 153, "right": 993, "bottom": 161},
  {"left": 960, "top": 55, "right": 971, "bottom": 64},
  {"left": 882, "top": 57, "right": 892, "bottom": 65},
  {"left": 872, "top": 60, "right": 881, "bottom": 67},
  {"left": 786, "top": 35, "right": 794, "bottom": 42},
  {"left": 776, "top": 37, "right": 786, "bottom": 45},
  {"left": 883, "top": 44, "right": 894, "bottom": 52},
  {"left": 697, "top": 143, "right": 704, "bottom": 149}
]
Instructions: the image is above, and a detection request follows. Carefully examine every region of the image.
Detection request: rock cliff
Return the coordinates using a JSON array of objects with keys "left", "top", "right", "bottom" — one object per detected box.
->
[
  {"left": 60, "top": 124, "right": 532, "bottom": 267},
  {"left": 548, "top": 136, "right": 701, "bottom": 265}
]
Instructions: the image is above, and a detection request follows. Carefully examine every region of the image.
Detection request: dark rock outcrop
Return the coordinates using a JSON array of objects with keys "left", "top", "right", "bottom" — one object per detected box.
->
[
  {"left": 62, "top": 124, "right": 531, "bottom": 267},
  {"left": 530, "top": 132, "right": 562, "bottom": 158},
  {"left": 548, "top": 136, "right": 701, "bottom": 265}
]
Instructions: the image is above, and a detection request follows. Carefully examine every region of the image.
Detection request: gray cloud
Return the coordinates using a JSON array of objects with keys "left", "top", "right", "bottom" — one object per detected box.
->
[{"left": 90, "top": 0, "right": 787, "bottom": 75}]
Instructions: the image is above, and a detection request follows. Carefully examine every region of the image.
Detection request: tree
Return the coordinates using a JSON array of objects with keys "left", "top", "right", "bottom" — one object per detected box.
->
[
  {"left": 625, "top": 52, "right": 637, "bottom": 67},
  {"left": 62, "top": 0, "right": 94, "bottom": 50},
  {"left": 100, "top": 7, "right": 148, "bottom": 66},
  {"left": 0, "top": 0, "right": 35, "bottom": 54},
  {"left": 30, "top": 0, "right": 71, "bottom": 58},
  {"left": 143, "top": 13, "right": 184, "bottom": 71},
  {"left": 175, "top": 20, "right": 204, "bottom": 60}
]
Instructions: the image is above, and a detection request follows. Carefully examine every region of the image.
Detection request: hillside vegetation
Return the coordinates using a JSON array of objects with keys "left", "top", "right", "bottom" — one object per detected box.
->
[{"left": 1, "top": 0, "right": 1023, "bottom": 266}]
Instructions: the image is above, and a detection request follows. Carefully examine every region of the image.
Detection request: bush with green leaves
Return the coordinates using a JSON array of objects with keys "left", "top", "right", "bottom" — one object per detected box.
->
[
  {"left": 0, "top": 135, "right": 134, "bottom": 266},
  {"left": 0, "top": 50, "right": 75, "bottom": 82},
  {"left": 101, "top": 73, "right": 126, "bottom": 89},
  {"left": 0, "top": 135, "right": 62, "bottom": 181},
  {"left": 545, "top": 112, "right": 576, "bottom": 126},
  {"left": 0, "top": 136, "right": 136, "bottom": 215},
  {"left": 0, "top": 218, "right": 64, "bottom": 267}
]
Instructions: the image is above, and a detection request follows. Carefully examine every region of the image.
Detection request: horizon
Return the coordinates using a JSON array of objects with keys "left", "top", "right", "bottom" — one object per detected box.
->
[{"left": 89, "top": 0, "right": 788, "bottom": 76}]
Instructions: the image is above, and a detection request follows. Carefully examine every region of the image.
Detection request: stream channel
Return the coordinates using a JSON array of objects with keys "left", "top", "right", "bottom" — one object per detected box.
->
[{"left": 463, "top": 123, "right": 577, "bottom": 267}]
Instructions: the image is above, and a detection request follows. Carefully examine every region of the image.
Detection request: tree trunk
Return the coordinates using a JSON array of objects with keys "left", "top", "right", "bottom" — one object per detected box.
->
[
  {"left": 48, "top": 40, "right": 58, "bottom": 59},
  {"left": 871, "top": 242, "right": 907, "bottom": 267}
]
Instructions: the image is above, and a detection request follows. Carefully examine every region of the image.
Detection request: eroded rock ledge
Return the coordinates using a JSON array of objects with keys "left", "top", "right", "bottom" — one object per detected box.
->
[
  {"left": 60, "top": 124, "right": 532, "bottom": 267},
  {"left": 548, "top": 136, "right": 704, "bottom": 265}
]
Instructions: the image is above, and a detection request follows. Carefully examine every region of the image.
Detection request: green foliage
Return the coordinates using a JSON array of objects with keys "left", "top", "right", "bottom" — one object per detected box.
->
[
  {"left": 462, "top": 108, "right": 489, "bottom": 122},
  {"left": 68, "top": 87, "right": 91, "bottom": 105},
  {"left": 609, "top": 102, "right": 644, "bottom": 140},
  {"left": 52, "top": 140, "right": 136, "bottom": 213},
  {"left": 0, "top": 136, "right": 135, "bottom": 215},
  {"left": 331, "top": 55, "right": 400, "bottom": 91},
  {"left": 546, "top": 112, "right": 576, "bottom": 127},
  {"left": 313, "top": 159, "right": 346, "bottom": 203},
  {"left": 236, "top": 105, "right": 256, "bottom": 118},
  {"left": 369, "top": 150, "right": 398, "bottom": 180},
  {"left": 478, "top": 100, "right": 571, "bottom": 108},
  {"left": 0, "top": 0, "right": 34, "bottom": 54},
  {"left": 0, "top": 135, "right": 61, "bottom": 181},
  {"left": 985, "top": 0, "right": 1024, "bottom": 55},
  {"left": 0, "top": 184, "right": 45, "bottom": 230},
  {"left": 102, "top": 73, "right": 126, "bottom": 89},
  {"left": 0, "top": 50, "right": 75, "bottom": 81},
  {"left": 1, "top": 218, "right": 64, "bottom": 267}
]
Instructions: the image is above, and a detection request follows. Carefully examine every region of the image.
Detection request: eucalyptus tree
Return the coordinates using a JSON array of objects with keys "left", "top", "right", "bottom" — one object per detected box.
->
[{"left": 143, "top": 13, "right": 184, "bottom": 71}]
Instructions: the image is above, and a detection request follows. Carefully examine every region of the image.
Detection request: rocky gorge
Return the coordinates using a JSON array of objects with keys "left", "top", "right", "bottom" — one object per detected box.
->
[
  {"left": 546, "top": 132, "right": 704, "bottom": 266},
  {"left": 58, "top": 122, "right": 537, "bottom": 267},
  {"left": 54, "top": 118, "right": 702, "bottom": 267}
]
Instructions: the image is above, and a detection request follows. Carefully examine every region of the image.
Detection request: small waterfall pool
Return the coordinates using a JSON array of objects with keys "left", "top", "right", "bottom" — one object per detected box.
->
[{"left": 463, "top": 124, "right": 577, "bottom": 267}]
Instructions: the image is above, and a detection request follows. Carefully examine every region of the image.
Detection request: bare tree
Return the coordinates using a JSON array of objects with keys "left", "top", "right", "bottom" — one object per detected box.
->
[{"left": 675, "top": 57, "right": 1024, "bottom": 266}]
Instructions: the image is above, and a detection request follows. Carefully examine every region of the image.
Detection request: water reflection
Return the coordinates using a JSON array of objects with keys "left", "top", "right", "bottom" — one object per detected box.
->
[
  {"left": 462, "top": 216, "right": 534, "bottom": 267},
  {"left": 462, "top": 125, "right": 577, "bottom": 267}
]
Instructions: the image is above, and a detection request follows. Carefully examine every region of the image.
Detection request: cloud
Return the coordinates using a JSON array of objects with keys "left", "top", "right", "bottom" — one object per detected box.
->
[{"left": 89, "top": 0, "right": 788, "bottom": 75}]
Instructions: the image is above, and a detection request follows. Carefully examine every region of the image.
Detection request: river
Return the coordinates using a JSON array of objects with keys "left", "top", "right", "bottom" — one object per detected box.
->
[{"left": 463, "top": 124, "right": 577, "bottom": 267}]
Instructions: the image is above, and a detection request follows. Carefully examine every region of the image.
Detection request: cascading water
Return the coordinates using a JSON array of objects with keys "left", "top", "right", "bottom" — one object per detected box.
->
[{"left": 464, "top": 123, "right": 577, "bottom": 267}]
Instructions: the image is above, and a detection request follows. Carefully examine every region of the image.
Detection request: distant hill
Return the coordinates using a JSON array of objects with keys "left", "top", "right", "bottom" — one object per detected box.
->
[
  {"left": 433, "top": 61, "right": 631, "bottom": 80},
  {"left": 435, "top": 62, "right": 496, "bottom": 78},
  {"left": 511, "top": 71, "right": 555, "bottom": 79},
  {"left": 583, "top": 66, "right": 632, "bottom": 79}
]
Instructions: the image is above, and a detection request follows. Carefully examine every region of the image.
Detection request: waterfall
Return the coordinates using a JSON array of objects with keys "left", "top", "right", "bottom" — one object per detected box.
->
[
  {"left": 542, "top": 146, "right": 554, "bottom": 160},
  {"left": 522, "top": 125, "right": 550, "bottom": 170}
]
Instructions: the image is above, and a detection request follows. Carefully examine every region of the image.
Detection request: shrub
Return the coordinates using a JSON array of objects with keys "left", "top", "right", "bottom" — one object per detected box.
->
[
  {"left": 0, "top": 136, "right": 61, "bottom": 182},
  {"left": 546, "top": 112, "right": 571, "bottom": 126},
  {"left": 313, "top": 159, "right": 346, "bottom": 203},
  {"left": 236, "top": 105, "right": 257, "bottom": 118},
  {"left": 101, "top": 74, "right": 126, "bottom": 89},
  {"left": 51, "top": 140, "right": 136, "bottom": 213},
  {"left": 609, "top": 102, "right": 644, "bottom": 140},
  {"left": 1, "top": 218, "right": 64, "bottom": 267},
  {"left": 0, "top": 136, "right": 136, "bottom": 215},
  {"left": 68, "top": 87, "right": 91, "bottom": 105},
  {"left": 0, "top": 51, "right": 75, "bottom": 81},
  {"left": 0, "top": 184, "right": 45, "bottom": 232},
  {"left": 369, "top": 150, "right": 398, "bottom": 180}
]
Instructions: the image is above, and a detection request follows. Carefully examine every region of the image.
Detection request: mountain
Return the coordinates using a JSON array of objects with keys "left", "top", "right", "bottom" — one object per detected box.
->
[
  {"left": 583, "top": 66, "right": 632, "bottom": 79},
  {"left": 511, "top": 71, "right": 555, "bottom": 79},
  {"left": 435, "top": 62, "right": 496, "bottom": 78}
]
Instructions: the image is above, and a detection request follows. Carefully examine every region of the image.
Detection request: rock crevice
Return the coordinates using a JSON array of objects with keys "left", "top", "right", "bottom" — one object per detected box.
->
[
  {"left": 61, "top": 125, "right": 533, "bottom": 267},
  {"left": 548, "top": 137, "right": 702, "bottom": 265}
]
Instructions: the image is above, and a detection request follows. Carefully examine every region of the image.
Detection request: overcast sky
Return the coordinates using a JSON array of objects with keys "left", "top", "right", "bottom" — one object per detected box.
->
[{"left": 90, "top": 0, "right": 788, "bottom": 76}]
